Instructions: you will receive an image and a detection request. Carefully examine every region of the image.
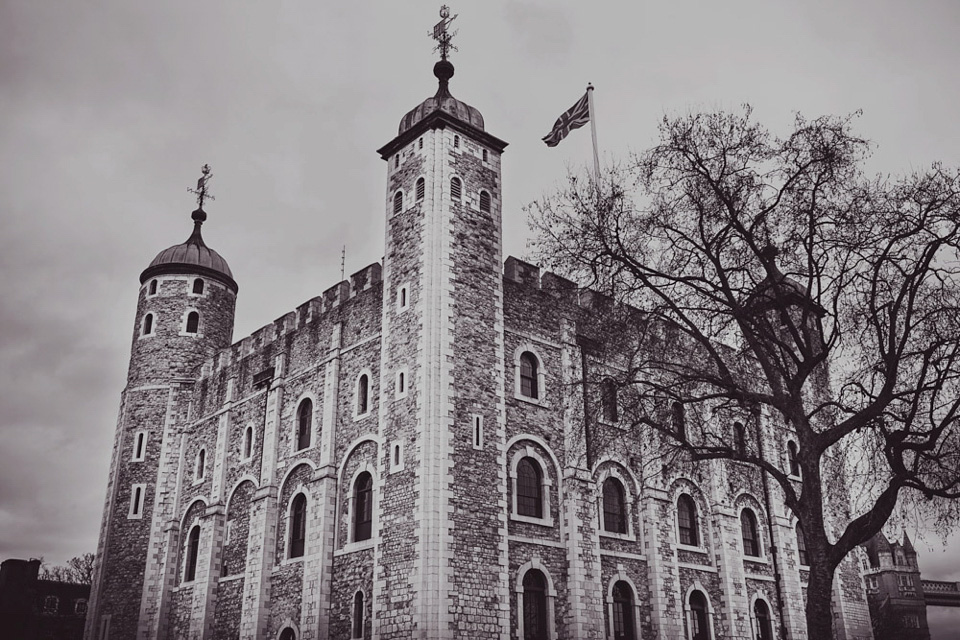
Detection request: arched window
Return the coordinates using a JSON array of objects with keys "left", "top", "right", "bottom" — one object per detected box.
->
[
  {"left": 454, "top": 134, "right": 460, "bottom": 149},
  {"left": 352, "top": 591, "right": 364, "bottom": 639},
  {"left": 357, "top": 374, "right": 369, "bottom": 415},
  {"left": 416, "top": 177, "right": 425, "bottom": 201},
  {"left": 394, "top": 154, "right": 400, "bottom": 168},
  {"left": 243, "top": 426, "right": 253, "bottom": 459},
  {"left": 44, "top": 596, "right": 59, "bottom": 614},
  {"left": 193, "top": 278, "right": 204, "bottom": 294},
  {"left": 519, "top": 352, "right": 539, "bottom": 399},
  {"left": 133, "top": 432, "right": 146, "bottom": 461},
  {"left": 796, "top": 522, "right": 809, "bottom": 566},
  {"left": 677, "top": 494, "right": 699, "bottom": 547},
  {"left": 148, "top": 279, "right": 157, "bottom": 295},
  {"left": 522, "top": 569, "right": 548, "bottom": 640},
  {"left": 482, "top": 148, "right": 488, "bottom": 162},
  {"left": 397, "top": 371, "right": 405, "bottom": 395},
  {"left": 289, "top": 493, "right": 306, "bottom": 558},
  {"left": 787, "top": 441, "right": 801, "bottom": 477},
  {"left": 418, "top": 137, "right": 423, "bottom": 150},
  {"left": 602, "top": 477, "right": 627, "bottom": 534},
  {"left": 754, "top": 599, "right": 773, "bottom": 640},
  {"left": 689, "top": 590, "right": 710, "bottom": 640},
  {"left": 185, "top": 311, "right": 200, "bottom": 334},
  {"left": 143, "top": 313, "right": 154, "bottom": 336},
  {"left": 479, "top": 190, "right": 491, "bottom": 213},
  {"left": 601, "top": 379, "right": 618, "bottom": 422},
  {"left": 296, "top": 399, "right": 312, "bottom": 451},
  {"left": 196, "top": 449, "right": 206, "bottom": 480},
  {"left": 279, "top": 628, "right": 296, "bottom": 640},
  {"left": 354, "top": 472, "right": 373, "bottom": 541},
  {"left": 612, "top": 581, "right": 636, "bottom": 640},
  {"left": 450, "top": 177, "right": 462, "bottom": 200},
  {"left": 741, "top": 508, "right": 760, "bottom": 557},
  {"left": 185, "top": 525, "right": 200, "bottom": 582},
  {"left": 672, "top": 402, "right": 686, "bottom": 440},
  {"left": 393, "top": 190, "right": 403, "bottom": 215},
  {"left": 516, "top": 457, "right": 543, "bottom": 518},
  {"left": 734, "top": 422, "right": 746, "bottom": 455}
]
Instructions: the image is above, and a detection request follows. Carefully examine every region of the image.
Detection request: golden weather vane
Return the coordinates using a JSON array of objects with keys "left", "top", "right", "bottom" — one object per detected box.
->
[
  {"left": 429, "top": 5, "right": 458, "bottom": 60},
  {"left": 187, "top": 164, "right": 216, "bottom": 210}
]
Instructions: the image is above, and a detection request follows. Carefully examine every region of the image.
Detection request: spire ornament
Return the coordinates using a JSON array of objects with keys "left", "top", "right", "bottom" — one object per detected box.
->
[
  {"left": 187, "top": 164, "right": 215, "bottom": 223},
  {"left": 430, "top": 6, "right": 458, "bottom": 61}
]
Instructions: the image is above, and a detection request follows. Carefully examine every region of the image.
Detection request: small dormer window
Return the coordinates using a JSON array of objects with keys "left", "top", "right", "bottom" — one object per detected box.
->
[{"left": 193, "top": 278, "right": 204, "bottom": 294}]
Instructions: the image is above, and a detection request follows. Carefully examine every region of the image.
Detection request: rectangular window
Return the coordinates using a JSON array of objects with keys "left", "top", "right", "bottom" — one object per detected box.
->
[
  {"left": 128, "top": 484, "right": 146, "bottom": 519},
  {"left": 472, "top": 415, "right": 483, "bottom": 450}
]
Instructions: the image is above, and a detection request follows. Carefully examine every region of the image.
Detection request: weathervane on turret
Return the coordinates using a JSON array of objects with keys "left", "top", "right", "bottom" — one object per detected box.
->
[
  {"left": 430, "top": 5, "right": 458, "bottom": 61},
  {"left": 187, "top": 164, "right": 215, "bottom": 223},
  {"left": 187, "top": 164, "right": 215, "bottom": 211}
]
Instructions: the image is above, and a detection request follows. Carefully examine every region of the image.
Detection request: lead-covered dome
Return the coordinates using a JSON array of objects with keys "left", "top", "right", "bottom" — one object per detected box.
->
[
  {"left": 140, "top": 208, "right": 237, "bottom": 293},
  {"left": 398, "top": 60, "right": 484, "bottom": 135}
]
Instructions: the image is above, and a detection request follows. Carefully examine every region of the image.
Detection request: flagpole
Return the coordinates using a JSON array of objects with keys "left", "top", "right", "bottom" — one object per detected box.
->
[{"left": 587, "top": 83, "right": 600, "bottom": 178}]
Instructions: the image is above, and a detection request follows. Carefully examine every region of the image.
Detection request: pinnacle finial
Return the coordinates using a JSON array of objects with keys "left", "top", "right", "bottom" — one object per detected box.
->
[
  {"left": 430, "top": 5, "right": 458, "bottom": 62},
  {"left": 187, "top": 164, "right": 215, "bottom": 223}
]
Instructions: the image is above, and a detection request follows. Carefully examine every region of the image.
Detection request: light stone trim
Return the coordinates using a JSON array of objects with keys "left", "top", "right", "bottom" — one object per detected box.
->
[{"left": 514, "top": 559, "right": 558, "bottom": 640}]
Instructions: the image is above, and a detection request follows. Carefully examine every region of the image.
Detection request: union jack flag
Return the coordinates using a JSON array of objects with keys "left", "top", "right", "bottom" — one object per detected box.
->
[{"left": 542, "top": 92, "right": 590, "bottom": 147}]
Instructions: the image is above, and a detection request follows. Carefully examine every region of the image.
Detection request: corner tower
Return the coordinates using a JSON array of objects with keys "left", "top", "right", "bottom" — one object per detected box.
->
[
  {"left": 85, "top": 168, "right": 237, "bottom": 640},
  {"left": 372, "top": 12, "right": 509, "bottom": 637}
]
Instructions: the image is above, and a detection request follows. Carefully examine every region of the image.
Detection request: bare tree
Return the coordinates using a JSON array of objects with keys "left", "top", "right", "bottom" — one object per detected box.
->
[
  {"left": 528, "top": 107, "right": 960, "bottom": 639},
  {"left": 39, "top": 553, "right": 95, "bottom": 584}
]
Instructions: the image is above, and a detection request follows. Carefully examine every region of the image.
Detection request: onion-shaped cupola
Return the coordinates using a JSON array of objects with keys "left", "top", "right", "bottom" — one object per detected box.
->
[
  {"left": 397, "top": 59, "right": 484, "bottom": 135},
  {"left": 139, "top": 166, "right": 237, "bottom": 293}
]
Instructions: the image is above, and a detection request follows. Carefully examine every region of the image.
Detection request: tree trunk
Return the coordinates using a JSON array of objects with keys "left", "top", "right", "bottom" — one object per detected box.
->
[{"left": 805, "top": 560, "right": 837, "bottom": 640}]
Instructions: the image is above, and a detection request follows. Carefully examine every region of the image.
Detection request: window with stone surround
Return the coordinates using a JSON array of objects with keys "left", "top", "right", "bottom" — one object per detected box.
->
[
  {"left": 132, "top": 431, "right": 147, "bottom": 462},
  {"left": 242, "top": 426, "right": 253, "bottom": 460},
  {"left": 128, "top": 483, "right": 146, "bottom": 519},
  {"left": 185, "top": 310, "right": 200, "bottom": 334},
  {"left": 184, "top": 525, "right": 200, "bottom": 582},
  {"left": 288, "top": 493, "right": 307, "bottom": 558},
  {"left": 602, "top": 477, "right": 627, "bottom": 534},
  {"left": 472, "top": 415, "right": 483, "bottom": 450},
  {"left": 393, "top": 190, "right": 403, "bottom": 215},
  {"left": 192, "top": 278, "right": 204, "bottom": 295},
  {"left": 787, "top": 440, "right": 801, "bottom": 477},
  {"left": 142, "top": 313, "right": 155, "bottom": 336},
  {"left": 516, "top": 457, "right": 543, "bottom": 518},
  {"left": 395, "top": 369, "right": 408, "bottom": 399},
  {"left": 479, "top": 189, "right": 491, "bottom": 213},
  {"left": 194, "top": 448, "right": 206, "bottom": 482},
  {"left": 518, "top": 351, "right": 541, "bottom": 401},
  {"left": 355, "top": 373, "right": 371, "bottom": 418},
  {"left": 753, "top": 599, "right": 773, "bottom": 640},
  {"left": 148, "top": 279, "right": 158, "bottom": 296},
  {"left": 677, "top": 493, "right": 699, "bottom": 547},
  {"left": 416, "top": 177, "right": 425, "bottom": 201},
  {"left": 740, "top": 508, "right": 761, "bottom": 557},
  {"left": 612, "top": 581, "right": 636, "bottom": 640},
  {"left": 352, "top": 590, "right": 365, "bottom": 639},
  {"left": 353, "top": 472, "right": 373, "bottom": 542},
  {"left": 482, "top": 148, "right": 488, "bottom": 163},
  {"left": 295, "top": 398, "right": 313, "bottom": 451},
  {"left": 450, "top": 176, "right": 462, "bottom": 201},
  {"left": 397, "top": 284, "right": 409, "bottom": 312},
  {"left": 796, "top": 522, "right": 809, "bottom": 566},
  {"left": 688, "top": 590, "right": 711, "bottom": 640},
  {"left": 453, "top": 134, "right": 460, "bottom": 149},
  {"left": 522, "top": 570, "right": 548, "bottom": 640}
]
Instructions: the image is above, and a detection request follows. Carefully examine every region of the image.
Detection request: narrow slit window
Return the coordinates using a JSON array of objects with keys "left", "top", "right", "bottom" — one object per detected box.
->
[
  {"left": 243, "top": 426, "right": 253, "bottom": 459},
  {"left": 482, "top": 148, "right": 488, "bottom": 162},
  {"left": 393, "top": 190, "right": 403, "bottom": 215},
  {"left": 418, "top": 137, "right": 423, "bottom": 150},
  {"left": 130, "top": 485, "right": 143, "bottom": 517},
  {"left": 416, "top": 177, "right": 425, "bottom": 201},
  {"left": 453, "top": 134, "right": 460, "bottom": 148},
  {"left": 672, "top": 402, "right": 686, "bottom": 440},
  {"left": 133, "top": 432, "right": 146, "bottom": 461},
  {"left": 734, "top": 422, "right": 746, "bottom": 455},
  {"left": 185, "top": 311, "right": 200, "bottom": 334},
  {"left": 393, "top": 444, "right": 401, "bottom": 466},
  {"left": 195, "top": 449, "right": 206, "bottom": 480},
  {"left": 473, "top": 415, "right": 483, "bottom": 449},
  {"left": 394, "top": 154, "right": 400, "bottom": 168},
  {"left": 289, "top": 493, "right": 306, "bottom": 558},
  {"left": 601, "top": 379, "right": 618, "bottom": 422},
  {"left": 296, "top": 399, "right": 313, "bottom": 451},
  {"left": 143, "top": 313, "right": 154, "bottom": 336},
  {"left": 787, "top": 441, "right": 801, "bottom": 477},
  {"left": 352, "top": 591, "right": 364, "bottom": 638},
  {"left": 184, "top": 525, "right": 200, "bottom": 582},
  {"left": 148, "top": 279, "right": 157, "bottom": 295},
  {"left": 357, "top": 374, "right": 370, "bottom": 415},
  {"left": 450, "top": 177, "right": 462, "bottom": 200}
]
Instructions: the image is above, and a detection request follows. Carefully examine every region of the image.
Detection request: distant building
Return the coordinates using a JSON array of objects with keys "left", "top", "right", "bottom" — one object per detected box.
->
[
  {"left": 862, "top": 531, "right": 929, "bottom": 639},
  {"left": 0, "top": 558, "right": 89, "bottom": 640}
]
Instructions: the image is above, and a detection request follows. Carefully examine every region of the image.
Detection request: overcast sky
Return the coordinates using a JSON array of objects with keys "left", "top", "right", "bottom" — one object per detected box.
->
[{"left": 3, "top": 0, "right": 960, "bottom": 633}]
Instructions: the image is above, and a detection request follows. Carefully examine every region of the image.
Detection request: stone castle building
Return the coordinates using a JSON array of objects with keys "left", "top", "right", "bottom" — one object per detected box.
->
[{"left": 85, "top": 40, "right": 874, "bottom": 640}]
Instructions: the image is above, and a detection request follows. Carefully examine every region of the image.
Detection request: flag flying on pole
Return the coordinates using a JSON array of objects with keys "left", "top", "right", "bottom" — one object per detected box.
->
[{"left": 542, "top": 92, "right": 590, "bottom": 147}]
